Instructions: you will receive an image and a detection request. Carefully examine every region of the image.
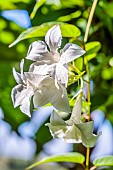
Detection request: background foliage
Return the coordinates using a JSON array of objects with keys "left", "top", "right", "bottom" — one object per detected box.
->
[{"left": 0, "top": 0, "right": 113, "bottom": 169}]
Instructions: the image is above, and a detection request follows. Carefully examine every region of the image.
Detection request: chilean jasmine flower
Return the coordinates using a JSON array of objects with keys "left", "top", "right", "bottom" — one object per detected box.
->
[
  {"left": 11, "top": 59, "right": 34, "bottom": 117},
  {"left": 11, "top": 60, "right": 70, "bottom": 117},
  {"left": 26, "top": 25, "right": 85, "bottom": 87},
  {"left": 46, "top": 92, "right": 101, "bottom": 147}
]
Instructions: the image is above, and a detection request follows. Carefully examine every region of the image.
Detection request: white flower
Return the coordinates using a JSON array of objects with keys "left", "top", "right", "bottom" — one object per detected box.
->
[
  {"left": 46, "top": 92, "right": 101, "bottom": 147},
  {"left": 26, "top": 25, "right": 85, "bottom": 87},
  {"left": 11, "top": 60, "right": 70, "bottom": 117}
]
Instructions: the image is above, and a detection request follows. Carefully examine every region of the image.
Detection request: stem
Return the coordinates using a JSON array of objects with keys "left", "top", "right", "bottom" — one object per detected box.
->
[
  {"left": 84, "top": 0, "right": 99, "bottom": 169},
  {"left": 84, "top": 0, "right": 99, "bottom": 43},
  {"left": 86, "top": 59, "right": 90, "bottom": 121},
  {"left": 85, "top": 147, "right": 90, "bottom": 170}
]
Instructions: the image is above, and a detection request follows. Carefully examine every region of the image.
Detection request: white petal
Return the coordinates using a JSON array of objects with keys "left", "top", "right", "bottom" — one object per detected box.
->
[
  {"left": 11, "top": 84, "right": 33, "bottom": 117},
  {"left": 33, "top": 89, "right": 50, "bottom": 107},
  {"left": 60, "top": 43, "right": 86, "bottom": 65},
  {"left": 20, "top": 96, "right": 31, "bottom": 117},
  {"left": 45, "top": 25, "right": 62, "bottom": 53},
  {"left": 24, "top": 72, "right": 50, "bottom": 87},
  {"left": 13, "top": 68, "right": 22, "bottom": 84},
  {"left": 33, "top": 77, "right": 70, "bottom": 112},
  {"left": 20, "top": 59, "right": 27, "bottom": 83},
  {"left": 26, "top": 41, "right": 51, "bottom": 61},
  {"left": 49, "top": 82, "right": 70, "bottom": 112},
  {"left": 11, "top": 84, "right": 23, "bottom": 107},
  {"left": 64, "top": 125, "right": 82, "bottom": 143},
  {"left": 46, "top": 124, "right": 68, "bottom": 138},
  {"left": 50, "top": 110, "right": 66, "bottom": 125},
  {"left": 70, "top": 92, "right": 83, "bottom": 124},
  {"left": 20, "top": 59, "right": 24, "bottom": 75},
  {"left": 29, "top": 64, "right": 56, "bottom": 76},
  {"left": 33, "top": 76, "right": 54, "bottom": 107},
  {"left": 29, "top": 61, "right": 52, "bottom": 72},
  {"left": 56, "top": 63, "right": 68, "bottom": 87}
]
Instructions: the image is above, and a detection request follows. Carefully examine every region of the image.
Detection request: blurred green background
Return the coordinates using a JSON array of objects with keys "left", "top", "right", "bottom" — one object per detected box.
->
[{"left": 0, "top": 0, "right": 113, "bottom": 170}]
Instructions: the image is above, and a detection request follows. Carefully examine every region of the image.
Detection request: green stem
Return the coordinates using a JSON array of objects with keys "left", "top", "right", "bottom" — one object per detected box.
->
[{"left": 84, "top": 0, "right": 99, "bottom": 169}]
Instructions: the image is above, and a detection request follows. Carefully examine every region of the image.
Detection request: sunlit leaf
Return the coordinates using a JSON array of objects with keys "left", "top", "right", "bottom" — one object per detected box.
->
[
  {"left": 9, "top": 22, "right": 81, "bottom": 47},
  {"left": 84, "top": 53, "right": 96, "bottom": 64},
  {"left": 84, "top": 41, "right": 101, "bottom": 64},
  {"left": 93, "top": 156, "right": 113, "bottom": 167},
  {"left": 30, "top": 0, "right": 46, "bottom": 19},
  {"left": 57, "top": 10, "right": 81, "bottom": 22},
  {"left": 0, "top": 0, "right": 31, "bottom": 9},
  {"left": 85, "top": 41, "right": 101, "bottom": 54},
  {"left": 26, "top": 152, "right": 85, "bottom": 169},
  {"left": 60, "top": 0, "right": 84, "bottom": 7}
]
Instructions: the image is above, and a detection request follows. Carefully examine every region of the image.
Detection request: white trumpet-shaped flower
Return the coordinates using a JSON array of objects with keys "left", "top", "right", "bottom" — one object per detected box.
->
[
  {"left": 11, "top": 60, "right": 70, "bottom": 117},
  {"left": 46, "top": 92, "right": 101, "bottom": 147},
  {"left": 26, "top": 25, "right": 85, "bottom": 87}
]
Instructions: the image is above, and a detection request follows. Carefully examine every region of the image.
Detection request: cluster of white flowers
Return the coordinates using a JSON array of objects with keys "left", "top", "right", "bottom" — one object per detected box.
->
[
  {"left": 11, "top": 25, "right": 85, "bottom": 117},
  {"left": 11, "top": 25, "right": 101, "bottom": 147}
]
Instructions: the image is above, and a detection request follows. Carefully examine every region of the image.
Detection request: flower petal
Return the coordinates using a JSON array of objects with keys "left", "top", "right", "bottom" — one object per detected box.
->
[
  {"left": 29, "top": 61, "right": 52, "bottom": 72},
  {"left": 20, "top": 96, "right": 31, "bottom": 117},
  {"left": 46, "top": 123, "right": 68, "bottom": 138},
  {"left": 46, "top": 111, "right": 68, "bottom": 138},
  {"left": 33, "top": 77, "right": 70, "bottom": 113},
  {"left": 33, "top": 89, "right": 50, "bottom": 107},
  {"left": 26, "top": 41, "right": 52, "bottom": 62},
  {"left": 76, "top": 121, "right": 101, "bottom": 147},
  {"left": 11, "top": 84, "right": 23, "bottom": 107},
  {"left": 24, "top": 72, "right": 50, "bottom": 87},
  {"left": 20, "top": 59, "right": 24, "bottom": 75},
  {"left": 11, "top": 84, "right": 33, "bottom": 117},
  {"left": 70, "top": 92, "right": 83, "bottom": 124},
  {"left": 64, "top": 125, "right": 82, "bottom": 143},
  {"left": 55, "top": 63, "right": 68, "bottom": 87},
  {"left": 45, "top": 25, "right": 62, "bottom": 53},
  {"left": 13, "top": 68, "right": 22, "bottom": 84},
  {"left": 60, "top": 43, "right": 86, "bottom": 65},
  {"left": 50, "top": 110, "right": 66, "bottom": 125},
  {"left": 49, "top": 83, "right": 70, "bottom": 113},
  {"left": 29, "top": 63, "right": 56, "bottom": 77}
]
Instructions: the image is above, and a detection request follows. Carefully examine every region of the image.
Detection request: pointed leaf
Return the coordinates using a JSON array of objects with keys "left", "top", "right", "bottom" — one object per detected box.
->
[
  {"left": 85, "top": 41, "right": 101, "bottom": 54},
  {"left": 26, "top": 152, "right": 85, "bottom": 169},
  {"left": 9, "top": 23, "right": 81, "bottom": 47},
  {"left": 30, "top": 0, "right": 46, "bottom": 19},
  {"left": 93, "top": 156, "right": 113, "bottom": 167}
]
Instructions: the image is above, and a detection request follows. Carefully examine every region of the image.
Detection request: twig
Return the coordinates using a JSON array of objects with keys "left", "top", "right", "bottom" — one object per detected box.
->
[{"left": 84, "top": 0, "right": 99, "bottom": 43}]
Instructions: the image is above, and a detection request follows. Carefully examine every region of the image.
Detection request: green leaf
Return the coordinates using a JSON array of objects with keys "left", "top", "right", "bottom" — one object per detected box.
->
[
  {"left": 9, "top": 22, "right": 81, "bottom": 47},
  {"left": 84, "top": 41, "right": 101, "bottom": 64},
  {"left": 85, "top": 41, "right": 101, "bottom": 54},
  {"left": 84, "top": 53, "right": 96, "bottom": 64},
  {"left": 26, "top": 152, "right": 85, "bottom": 169},
  {"left": 93, "top": 156, "right": 113, "bottom": 167},
  {"left": 30, "top": 0, "right": 46, "bottom": 19},
  {"left": 99, "top": 1, "right": 113, "bottom": 18},
  {"left": 57, "top": 10, "right": 81, "bottom": 22}
]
